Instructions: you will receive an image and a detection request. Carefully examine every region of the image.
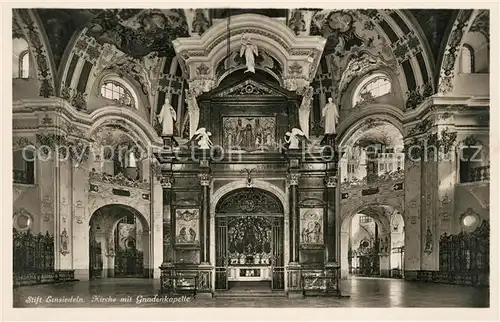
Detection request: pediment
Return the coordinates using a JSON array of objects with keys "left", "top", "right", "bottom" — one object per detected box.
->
[{"left": 212, "top": 79, "right": 285, "bottom": 98}]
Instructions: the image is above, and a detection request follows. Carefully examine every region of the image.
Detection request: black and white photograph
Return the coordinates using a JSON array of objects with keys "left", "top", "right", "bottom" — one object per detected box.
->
[{"left": 3, "top": 3, "right": 496, "bottom": 321}]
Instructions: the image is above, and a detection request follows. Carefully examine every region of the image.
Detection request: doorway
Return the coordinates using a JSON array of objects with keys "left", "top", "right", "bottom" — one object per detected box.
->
[
  {"left": 88, "top": 204, "right": 150, "bottom": 279},
  {"left": 214, "top": 188, "right": 285, "bottom": 292}
]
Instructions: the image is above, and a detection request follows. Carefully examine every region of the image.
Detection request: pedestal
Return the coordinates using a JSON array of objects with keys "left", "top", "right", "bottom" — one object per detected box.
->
[
  {"left": 286, "top": 262, "right": 302, "bottom": 298},
  {"left": 324, "top": 262, "right": 346, "bottom": 297},
  {"left": 321, "top": 133, "right": 336, "bottom": 147},
  {"left": 159, "top": 262, "right": 175, "bottom": 294},
  {"left": 197, "top": 263, "right": 214, "bottom": 297},
  {"left": 162, "top": 135, "right": 178, "bottom": 149}
]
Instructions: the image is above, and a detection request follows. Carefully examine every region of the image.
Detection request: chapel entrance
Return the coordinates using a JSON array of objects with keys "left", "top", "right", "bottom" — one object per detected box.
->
[{"left": 214, "top": 188, "right": 285, "bottom": 291}]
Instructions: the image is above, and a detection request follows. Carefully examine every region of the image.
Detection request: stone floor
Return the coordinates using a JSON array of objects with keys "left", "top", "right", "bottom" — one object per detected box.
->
[{"left": 13, "top": 276, "right": 489, "bottom": 308}]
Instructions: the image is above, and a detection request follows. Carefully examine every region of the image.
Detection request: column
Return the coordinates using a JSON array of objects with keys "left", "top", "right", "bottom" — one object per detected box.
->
[
  {"left": 72, "top": 156, "right": 91, "bottom": 281},
  {"left": 287, "top": 172, "right": 300, "bottom": 263},
  {"left": 56, "top": 158, "right": 73, "bottom": 270},
  {"left": 198, "top": 172, "right": 211, "bottom": 264},
  {"left": 152, "top": 177, "right": 164, "bottom": 278},
  {"left": 159, "top": 174, "right": 174, "bottom": 294},
  {"left": 403, "top": 139, "right": 422, "bottom": 279},
  {"left": 324, "top": 175, "right": 337, "bottom": 263},
  {"left": 160, "top": 174, "right": 174, "bottom": 263},
  {"left": 103, "top": 233, "right": 115, "bottom": 278}
]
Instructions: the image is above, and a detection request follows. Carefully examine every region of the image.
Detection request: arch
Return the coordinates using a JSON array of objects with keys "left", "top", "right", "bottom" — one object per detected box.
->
[
  {"left": 436, "top": 9, "right": 480, "bottom": 94},
  {"left": 88, "top": 204, "right": 151, "bottom": 279},
  {"left": 57, "top": 28, "right": 87, "bottom": 94},
  {"left": 215, "top": 187, "right": 284, "bottom": 215},
  {"left": 400, "top": 10, "right": 437, "bottom": 83},
  {"left": 89, "top": 203, "right": 150, "bottom": 234},
  {"left": 217, "top": 66, "right": 283, "bottom": 88},
  {"left": 340, "top": 203, "right": 404, "bottom": 278},
  {"left": 210, "top": 179, "right": 288, "bottom": 216},
  {"left": 13, "top": 9, "right": 56, "bottom": 97},
  {"left": 87, "top": 201, "right": 150, "bottom": 233},
  {"left": 337, "top": 105, "right": 404, "bottom": 148},
  {"left": 174, "top": 13, "right": 325, "bottom": 92},
  {"left": 193, "top": 14, "right": 295, "bottom": 72},
  {"left": 87, "top": 106, "right": 162, "bottom": 148},
  {"left": 210, "top": 179, "right": 289, "bottom": 276},
  {"left": 341, "top": 205, "right": 392, "bottom": 235}
]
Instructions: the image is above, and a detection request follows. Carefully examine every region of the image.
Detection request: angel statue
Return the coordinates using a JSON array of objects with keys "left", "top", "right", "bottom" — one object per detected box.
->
[
  {"left": 157, "top": 98, "right": 177, "bottom": 136},
  {"left": 185, "top": 89, "right": 200, "bottom": 139},
  {"left": 192, "top": 127, "right": 213, "bottom": 149},
  {"left": 240, "top": 34, "right": 258, "bottom": 73},
  {"left": 285, "top": 128, "right": 307, "bottom": 149},
  {"left": 298, "top": 86, "right": 314, "bottom": 138},
  {"left": 321, "top": 97, "right": 339, "bottom": 134}
]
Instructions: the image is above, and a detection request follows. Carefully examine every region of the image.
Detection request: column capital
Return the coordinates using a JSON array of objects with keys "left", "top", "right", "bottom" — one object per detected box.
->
[
  {"left": 324, "top": 175, "right": 337, "bottom": 188},
  {"left": 160, "top": 175, "right": 173, "bottom": 189},
  {"left": 198, "top": 173, "right": 212, "bottom": 186},
  {"left": 287, "top": 172, "right": 301, "bottom": 186}
]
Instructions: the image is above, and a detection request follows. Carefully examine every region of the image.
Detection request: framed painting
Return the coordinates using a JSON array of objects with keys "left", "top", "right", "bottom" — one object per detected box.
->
[
  {"left": 175, "top": 209, "right": 199, "bottom": 245},
  {"left": 299, "top": 208, "right": 324, "bottom": 245},
  {"left": 222, "top": 116, "right": 276, "bottom": 152}
]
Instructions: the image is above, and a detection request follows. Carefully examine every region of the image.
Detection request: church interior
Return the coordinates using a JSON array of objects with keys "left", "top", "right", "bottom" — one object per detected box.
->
[{"left": 11, "top": 8, "right": 490, "bottom": 307}]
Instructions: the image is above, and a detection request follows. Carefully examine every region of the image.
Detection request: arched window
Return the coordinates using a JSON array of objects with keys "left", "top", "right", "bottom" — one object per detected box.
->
[
  {"left": 13, "top": 149, "right": 35, "bottom": 184},
  {"left": 100, "top": 80, "right": 136, "bottom": 108},
  {"left": 13, "top": 38, "right": 30, "bottom": 79},
  {"left": 352, "top": 73, "right": 392, "bottom": 107},
  {"left": 19, "top": 51, "right": 30, "bottom": 78},
  {"left": 460, "top": 44, "right": 475, "bottom": 74}
]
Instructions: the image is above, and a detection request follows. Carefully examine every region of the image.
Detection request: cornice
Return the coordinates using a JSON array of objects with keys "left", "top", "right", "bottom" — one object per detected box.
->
[{"left": 403, "top": 95, "right": 490, "bottom": 123}]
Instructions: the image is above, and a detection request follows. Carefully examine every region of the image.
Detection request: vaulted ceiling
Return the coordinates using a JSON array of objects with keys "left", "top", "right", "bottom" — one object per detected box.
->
[
  {"left": 15, "top": 8, "right": 475, "bottom": 109},
  {"left": 33, "top": 9, "right": 457, "bottom": 73}
]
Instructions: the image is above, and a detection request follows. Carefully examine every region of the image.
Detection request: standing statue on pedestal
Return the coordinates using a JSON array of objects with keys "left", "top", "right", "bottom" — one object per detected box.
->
[
  {"left": 298, "top": 86, "right": 313, "bottom": 138},
  {"left": 240, "top": 34, "right": 258, "bottom": 73},
  {"left": 157, "top": 98, "right": 177, "bottom": 136},
  {"left": 322, "top": 97, "right": 339, "bottom": 134},
  {"left": 193, "top": 127, "right": 213, "bottom": 149},
  {"left": 185, "top": 89, "right": 200, "bottom": 139}
]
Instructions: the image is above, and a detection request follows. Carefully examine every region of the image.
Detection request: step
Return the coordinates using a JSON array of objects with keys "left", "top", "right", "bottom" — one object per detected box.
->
[{"left": 215, "top": 291, "right": 286, "bottom": 298}]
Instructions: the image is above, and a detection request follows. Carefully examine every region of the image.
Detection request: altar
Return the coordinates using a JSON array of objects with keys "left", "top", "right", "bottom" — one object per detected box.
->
[{"left": 227, "top": 265, "right": 272, "bottom": 281}]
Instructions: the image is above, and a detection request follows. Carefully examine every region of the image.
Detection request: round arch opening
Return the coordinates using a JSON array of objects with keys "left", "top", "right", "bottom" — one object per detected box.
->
[
  {"left": 340, "top": 206, "right": 405, "bottom": 279},
  {"left": 213, "top": 187, "right": 285, "bottom": 291},
  {"left": 88, "top": 204, "right": 151, "bottom": 280}
]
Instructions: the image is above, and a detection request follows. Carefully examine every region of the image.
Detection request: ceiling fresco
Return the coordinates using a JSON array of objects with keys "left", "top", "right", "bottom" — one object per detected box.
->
[
  {"left": 33, "top": 9, "right": 456, "bottom": 68},
  {"left": 86, "top": 9, "right": 189, "bottom": 59},
  {"left": 408, "top": 9, "right": 456, "bottom": 62}
]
